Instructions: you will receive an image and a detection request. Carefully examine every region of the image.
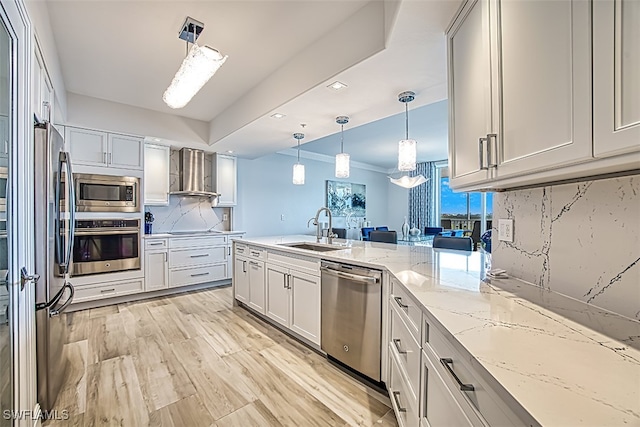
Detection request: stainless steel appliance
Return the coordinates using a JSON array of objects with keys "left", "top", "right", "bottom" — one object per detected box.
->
[
  {"left": 71, "top": 219, "right": 141, "bottom": 276},
  {"left": 321, "top": 261, "right": 382, "bottom": 381},
  {"left": 34, "top": 122, "right": 76, "bottom": 413},
  {"left": 0, "top": 166, "right": 7, "bottom": 211},
  {"left": 170, "top": 147, "right": 220, "bottom": 198},
  {"left": 74, "top": 173, "right": 139, "bottom": 212}
]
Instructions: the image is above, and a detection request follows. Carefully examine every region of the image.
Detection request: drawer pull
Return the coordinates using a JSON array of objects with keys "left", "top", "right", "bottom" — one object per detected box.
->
[
  {"left": 440, "top": 358, "right": 475, "bottom": 392},
  {"left": 190, "top": 254, "right": 210, "bottom": 258},
  {"left": 391, "top": 391, "right": 407, "bottom": 413},
  {"left": 250, "top": 251, "right": 261, "bottom": 257},
  {"left": 148, "top": 242, "right": 164, "bottom": 246},
  {"left": 249, "top": 261, "right": 259, "bottom": 266},
  {"left": 100, "top": 288, "right": 116, "bottom": 293},
  {"left": 237, "top": 248, "right": 245, "bottom": 253},
  {"left": 190, "top": 272, "right": 210, "bottom": 278},
  {"left": 392, "top": 338, "right": 407, "bottom": 355},
  {"left": 394, "top": 296, "right": 409, "bottom": 309}
]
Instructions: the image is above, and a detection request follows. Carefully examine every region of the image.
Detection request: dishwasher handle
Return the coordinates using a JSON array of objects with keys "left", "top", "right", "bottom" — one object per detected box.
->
[{"left": 320, "top": 266, "right": 380, "bottom": 284}]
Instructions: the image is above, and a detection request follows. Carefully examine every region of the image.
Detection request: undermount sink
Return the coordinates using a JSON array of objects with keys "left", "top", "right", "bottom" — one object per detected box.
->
[{"left": 279, "top": 242, "right": 344, "bottom": 252}]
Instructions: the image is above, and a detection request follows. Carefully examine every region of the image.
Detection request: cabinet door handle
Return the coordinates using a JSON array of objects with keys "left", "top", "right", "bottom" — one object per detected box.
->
[
  {"left": 108, "top": 152, "right": 113, "bottom": 164},
  {"left": 103, "top": 152, "right": 107, "bottom": 164},
  {"left": 228, "top": 247, "right": 231, "bottom": 256},
  {"left": 478, "top": 137, "right": 488, "bottom": 170},
  {"left": 440, "top": 358, "right": 475, "bottom": 392},
  {"left": 164, "top": 253, "right": 167, "bottom": 262},
  {"left": 287, "top": 274, "right": 292, "bottom": 289},
  {"left": 391, "top": 391, "right": 406, "bottom": 413},
  {"left": 190, "top": 272, "right": 210, "bottom": 278},
  {"left": 190, "top": 254, "right": 210, "bottom": 258},
  {"left": 393, "top": 296, "right": 408, "bottom": 310},
  {"left": 242, "top": 260, "right": 246, "bottom": 273},
  {"left": 487, "top": 133, "right": 497, "bottom": 168},
  {"left": 392, "top": 338, "right": 407, "bottom": 355},
  {"left": 283, "top": 272, "right": 287, "bottom": 289}
]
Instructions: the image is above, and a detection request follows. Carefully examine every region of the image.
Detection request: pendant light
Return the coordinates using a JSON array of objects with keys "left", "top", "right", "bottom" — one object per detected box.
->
[
  {"left": 398, "top": 91, "right": 417, "bottom": 171},
  {"left": 389, "top": 90, "right": 427, "bottom": 188},
  {"left": 292, "top": 129, "right": 305, "bottom": 185},
  {"left": 335, "top": 116, "right": 350, "bottom": 178}
]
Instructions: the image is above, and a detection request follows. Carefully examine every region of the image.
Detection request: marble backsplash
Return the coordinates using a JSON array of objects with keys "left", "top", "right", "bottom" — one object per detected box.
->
[
  {"left": 492, "top": 174, "right": 640, "bottom": 321},
  {"left": 146, "top": 149, "right": 231, "bottom": 233}
]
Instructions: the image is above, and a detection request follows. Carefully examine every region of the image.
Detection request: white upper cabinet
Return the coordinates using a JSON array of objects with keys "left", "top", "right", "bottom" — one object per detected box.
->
[
  {"left": 491, "top": 0, "right": 591, "bottom": 179},
  {"left": 448, "top": 0, "right": 591, "bottom": 189},
  {"left": 109, "top": 134, "right": 144, "bottom": 170},
  {"left": 32, "top": 40, "right": 54, "bottom": 123},
  {"left": 213, "top": 154, "right": 237, "bottom": 206},
  {"left": 66, "top": 126, "right": 144, "bottom": 171},
  {"left": 593, "top": 0, "right": 640, "bottom": 157},
  {"left": 447, "top": 0, "right": 492, "bottom": 187},
  {"left": 143, "top": 143, "right": 170, "bottom": 205},
  {"left": 66, "top": 127, "right": 108, "bottom": 166}
]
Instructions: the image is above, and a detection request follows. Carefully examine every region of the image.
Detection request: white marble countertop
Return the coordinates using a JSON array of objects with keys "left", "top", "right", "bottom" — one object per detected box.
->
[
  {"left": 239, "top": 235, "right": 640, "bottom": 426},
  {"left": 144, "top": 230, "right": 246, "bottom": 239}
]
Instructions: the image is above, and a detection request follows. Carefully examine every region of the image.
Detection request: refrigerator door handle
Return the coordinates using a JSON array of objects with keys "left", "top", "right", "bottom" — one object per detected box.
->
[
  {"left": 54, "top": 152, "right": 63, "bottom": 273},
  {"left": 36, "top": 280, "right": 74, "bottom": 316},
  {"left": 64, "top": 152, "right": 76, "bottom": 273}
]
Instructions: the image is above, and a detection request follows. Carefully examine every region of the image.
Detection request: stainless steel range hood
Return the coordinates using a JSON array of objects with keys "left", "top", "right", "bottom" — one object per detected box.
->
[{"left": 170, "top": 148, "right": 220, "bottom": 198}]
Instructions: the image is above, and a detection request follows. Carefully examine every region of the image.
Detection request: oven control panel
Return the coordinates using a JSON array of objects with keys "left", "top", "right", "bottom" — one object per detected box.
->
[{"left": 75, "top": 219, "right": 140, "bottom": 229}]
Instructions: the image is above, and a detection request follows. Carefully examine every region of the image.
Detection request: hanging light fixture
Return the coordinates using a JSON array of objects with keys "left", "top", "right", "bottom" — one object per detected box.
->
[
  {"left": 335, "top": 116, "right": 350, "bottom": 178},
  {"left": 389, "top": 90, "right": 427, "bottom": 188},
  {"left": 398, "top": 91, "right": 417, "bottom": 171},
  {"left": 163, "top": 17, "right": 228, "bottom": 109},
  {"left": 292, "top": 128, "right": 305, "bottom": 185}
]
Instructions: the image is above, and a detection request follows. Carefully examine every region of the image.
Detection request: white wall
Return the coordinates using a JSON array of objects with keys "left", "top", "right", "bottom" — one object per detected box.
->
[
  {"left": 386, "top": 180, "right": 409, "bottom": 232},
  {"left": 235, "top": 153, "right": 399, "bottom": 237},
  {"left": 66, "top": 93, "right": 210, "bottom": 146}
]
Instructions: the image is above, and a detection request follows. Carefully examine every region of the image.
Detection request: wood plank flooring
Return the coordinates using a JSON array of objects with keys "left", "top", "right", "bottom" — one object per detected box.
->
[{"left": 46, "top": 286, "right": 397, "bottom": 426}]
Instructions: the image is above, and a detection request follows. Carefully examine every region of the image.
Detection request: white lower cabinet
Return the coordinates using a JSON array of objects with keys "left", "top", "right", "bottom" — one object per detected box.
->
[
  {"left": 234, "top": 256, "right": 249, "bottom": 304},
  {"left": 247, "top": 259, "right": 265, "bottom": 313},
  {"left": 73, "top": 279, "right": 144, "bottom": 303},
  {"left": 145, "top": 250, "right": 169, "bottom": 291},
  {"left": 420, "top": 347, "right": 483, "bottom": 427},
  {"left": 168, "top": 236, "right": 228, "bottom": 288},
  {"left": 264, "top": 257, "right": 321, "bottom": 345}
]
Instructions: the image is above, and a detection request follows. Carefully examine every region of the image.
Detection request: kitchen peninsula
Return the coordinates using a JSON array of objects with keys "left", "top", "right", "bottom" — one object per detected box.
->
[{"left": 233, "top": 235, "right": 640, "bottom": 426}]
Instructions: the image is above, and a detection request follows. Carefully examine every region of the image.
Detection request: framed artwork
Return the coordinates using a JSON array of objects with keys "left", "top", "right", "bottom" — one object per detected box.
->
[{"left": 326, "top": 180, "right": 366, "bottom": 217}]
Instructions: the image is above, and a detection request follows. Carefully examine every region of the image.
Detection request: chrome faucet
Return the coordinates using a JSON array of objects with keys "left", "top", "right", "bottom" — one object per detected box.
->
[{"left": 310, "top": 207, "right": 336, "bottom": 244}]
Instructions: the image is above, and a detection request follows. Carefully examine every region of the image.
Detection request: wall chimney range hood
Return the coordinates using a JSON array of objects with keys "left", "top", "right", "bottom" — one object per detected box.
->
[{"left": 170, "top": 148, "right": 220, "bottom": 198}]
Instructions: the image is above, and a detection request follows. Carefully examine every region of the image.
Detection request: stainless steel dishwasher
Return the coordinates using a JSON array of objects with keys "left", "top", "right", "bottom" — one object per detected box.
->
[{"left": 321, "top": 261, "right": 382, "bottom": 381}]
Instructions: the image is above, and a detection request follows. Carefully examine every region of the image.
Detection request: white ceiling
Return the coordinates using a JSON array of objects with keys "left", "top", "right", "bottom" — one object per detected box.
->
[
  {"left": 297, "top": 99, "right": 448, "bottom": 169},
  {"left": 45, "top": 0, "right": 462, "bottom": 162}
]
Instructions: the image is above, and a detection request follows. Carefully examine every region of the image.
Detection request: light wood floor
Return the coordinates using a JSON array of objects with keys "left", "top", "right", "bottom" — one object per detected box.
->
[{"left": 46, "top": 286, "right": 397, "bottom": 426}]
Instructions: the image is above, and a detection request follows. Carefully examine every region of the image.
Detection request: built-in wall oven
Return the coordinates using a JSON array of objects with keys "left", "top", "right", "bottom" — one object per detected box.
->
[
  {"left": 0, "top": 166, "right": 7, "bottom": 211},
  {"left": 74, "top": 173, "right": 139, "bottom": 212},
  {"left": 71, "top": 219, "right": 141, "bottom": 276}
]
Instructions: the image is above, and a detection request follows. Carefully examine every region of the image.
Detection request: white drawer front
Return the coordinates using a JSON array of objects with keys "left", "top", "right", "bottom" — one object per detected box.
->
[
  {"left": 73, "top": 279, "right": 144, "bottom": 303},
  {"left": 389, "top": 346, "right": 419, "bottom": 427},
  {"left": 248, "top": 246, "right": 266, "bottom": 260},
  {"left": 391, "top": 280, "right": 422, "bottom": 342},
  {"left": 169, "top": 235, "right": 227, "bottom": 248},
  {"left": 169, "top": 263, "right": 227, "bottom": 287},
  {"left": 235, "top": 243, "right": 248, "bottom": 256},
  {"left": 426, "top": 316, "right": 522, "bottom": 426},
  {"left": 145, "top": 238, "right": 168, "bottom": 250},
  {"left": 170, "top": 246, "right": 227, "bottom": 268},
  {"left": 390, "top": 303, "right": 421, "bottom": 404}
]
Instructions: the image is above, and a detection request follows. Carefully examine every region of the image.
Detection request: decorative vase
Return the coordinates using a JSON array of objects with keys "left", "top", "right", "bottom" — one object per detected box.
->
[
  {"left": 401, "top": 217, "right": 409, "bottom": 239},
  {"left": 409, "top": 224, "right": 421, "bottom": 236}
]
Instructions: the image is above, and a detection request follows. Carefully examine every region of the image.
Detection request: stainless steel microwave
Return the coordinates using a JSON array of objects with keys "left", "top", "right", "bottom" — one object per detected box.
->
[{"left": 74, "top": 173, "right": 140, "bottom": 213}]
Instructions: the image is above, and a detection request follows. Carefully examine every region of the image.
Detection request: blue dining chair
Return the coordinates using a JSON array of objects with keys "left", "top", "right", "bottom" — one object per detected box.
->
[
  {"left": 424, "top": 226, "right": 444, "bottom": 236},
  {"left": 361, "top": 227, "right": 374, "bottom": 241},
  {"left": 375, "top": 226, "right": 389, "bottom": 231}
]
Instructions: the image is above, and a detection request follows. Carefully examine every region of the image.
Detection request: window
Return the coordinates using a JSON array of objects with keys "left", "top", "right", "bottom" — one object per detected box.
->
[{"left": 436, "top": 166, "right": 492, "bottom": 233}]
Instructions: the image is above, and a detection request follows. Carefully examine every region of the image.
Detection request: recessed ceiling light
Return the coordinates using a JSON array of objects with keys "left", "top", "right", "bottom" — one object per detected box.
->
[
  {"left": 227, "top": 150, "right": 234, "bottom": 154},
  {"left": 327, "top": 81, "right": 348, "bottom": 90},
  {"left": 270, "top": 113, "right": 286, "bottom": 119},
  {"left": 152, "top": 138, "right": 161, "bottom": 142}
]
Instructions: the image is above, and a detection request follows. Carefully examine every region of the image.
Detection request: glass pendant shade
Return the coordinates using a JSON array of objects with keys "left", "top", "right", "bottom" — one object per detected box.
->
[
  {"left": 335, "top": 153, "right": 350, "bottom": 178},
  {"left": 389, "top": 174, "right": 427, "bottom": 188},
  {"left": 398, "top": 138, "right": 417, "bottom": 171},
  {"left": 163, "top": 44, "right": 228, "bottom": 109},
  {"left": 292, "top": 163, "right": 305, "bottom": 185}
]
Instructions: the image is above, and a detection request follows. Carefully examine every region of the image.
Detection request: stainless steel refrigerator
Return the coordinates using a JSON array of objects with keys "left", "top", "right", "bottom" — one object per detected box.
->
[{"left": 34, "top": 121, "right": 75, "bottom": 412}]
